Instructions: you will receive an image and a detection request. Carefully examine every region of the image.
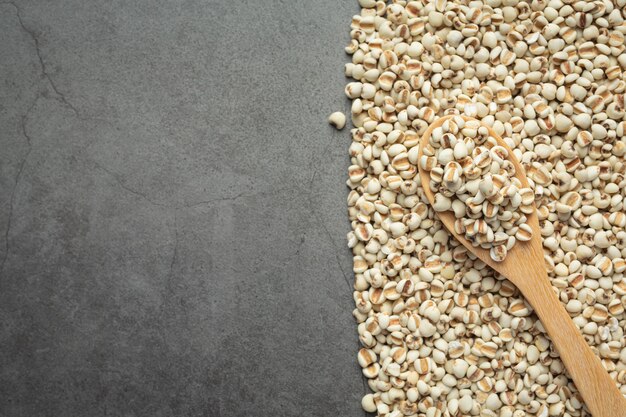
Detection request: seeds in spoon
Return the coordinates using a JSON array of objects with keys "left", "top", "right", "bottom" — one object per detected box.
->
[{"left": 421, "top": 116, "right": 533, "bottom": 262}]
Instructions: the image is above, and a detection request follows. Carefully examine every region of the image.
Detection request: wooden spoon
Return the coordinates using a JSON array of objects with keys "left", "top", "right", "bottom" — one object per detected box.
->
[{"left": 418, "top": 114, "right": 626, "bottom": 417}]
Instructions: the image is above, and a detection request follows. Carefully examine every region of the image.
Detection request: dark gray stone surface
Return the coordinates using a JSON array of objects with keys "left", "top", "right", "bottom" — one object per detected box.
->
[{"left": 0, "top": 1, "right": 365, "bottom": 415}]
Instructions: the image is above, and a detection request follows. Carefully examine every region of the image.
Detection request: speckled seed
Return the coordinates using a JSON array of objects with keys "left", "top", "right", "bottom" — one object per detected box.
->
[
  {"left": 361, "top": 394, "right": 377, "bottom": 412},
  {"left": 490, "top": 244, "right": 507, "bottom": 262},
  {"left": 459, "top": 395, "right": 473, "bottom": 413},
  {"left": 515, "top": 223, "right": 533, "bottom": 241},
  {"left": 329, "top": 111, "right": 346, "bottom": 129}
]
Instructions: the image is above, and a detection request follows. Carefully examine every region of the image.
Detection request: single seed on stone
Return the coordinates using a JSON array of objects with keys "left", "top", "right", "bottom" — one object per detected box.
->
[{"left": 329, "top": 111, "right": 346, "bottom": 129}]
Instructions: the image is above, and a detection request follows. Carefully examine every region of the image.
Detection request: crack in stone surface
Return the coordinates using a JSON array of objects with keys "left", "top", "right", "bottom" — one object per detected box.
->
[
  {"left": 284, "top": 234, "right": 306, "bottom": 267},
  {"left": 93, "top": 163, "right": 270, "bottom": 211},
  {"left": 169, "top": 214, "right": 179, "bottom": 277},
  {"left": 308, "top": 195, "right": 352, "bottom": 292},
  {"left": 157, "top": 212, "right": 193, "bottom": 338},
  {"left": 93, "top": 162, "right": 171, "bottom": 208},
  {"left": 182, "top": 184, "right": 296, "bottom": 209},
  {"left": 1, "top": 99, "right": 36, "bottom": 278},
  {"left": 304, "top": 134, "right": 352, "bottom": 289},
  {"left": 2, "top": 1, "right": 84, "bottom": 119},
  {"left": 157, "top": 211, "right": 181, "bottom": 310},
  {"left": 182, "top": 190, "right": 255, "bottom": 208},
  {"left": 307, "top": 128, "right": 336, "bottom": 199}
]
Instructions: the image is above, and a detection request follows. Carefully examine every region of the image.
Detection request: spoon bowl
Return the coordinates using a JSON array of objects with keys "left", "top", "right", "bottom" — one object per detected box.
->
[
  {"left": 418, "top": 114, "right": 626, "bottom": 417},
  {"left": 418, "top": 114, "right": 542, "bottom": 276}
]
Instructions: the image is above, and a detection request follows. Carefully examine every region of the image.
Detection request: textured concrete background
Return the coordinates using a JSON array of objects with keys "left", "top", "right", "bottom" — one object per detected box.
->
[{"left": 0, "top": 1, "right": 364, "bottom": 415}]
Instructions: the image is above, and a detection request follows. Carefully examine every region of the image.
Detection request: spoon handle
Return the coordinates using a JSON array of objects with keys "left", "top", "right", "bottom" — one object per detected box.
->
[{"left": 520, "top": 276, "right": 626, "bottom": 417}]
